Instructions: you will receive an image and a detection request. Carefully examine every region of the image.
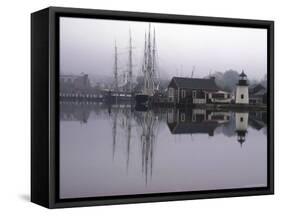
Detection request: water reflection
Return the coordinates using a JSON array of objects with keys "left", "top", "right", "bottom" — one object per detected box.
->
[
  {"left": 167, "top": 109, "right": 230, "bottom": 136},
  {"left": 60, "top": 102, "right": 267, "bottom": 198},
  {"left": 235, "top": 112, "right": 248, "bottom": 146}
]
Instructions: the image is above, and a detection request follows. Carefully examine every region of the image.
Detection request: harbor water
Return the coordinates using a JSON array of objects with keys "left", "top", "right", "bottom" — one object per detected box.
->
[{"left": 59, "top": 102, "right": 267, "bottom": 199}]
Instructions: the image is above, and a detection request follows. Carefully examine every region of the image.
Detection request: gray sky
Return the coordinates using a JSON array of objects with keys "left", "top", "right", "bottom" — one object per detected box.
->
[{"left": 60, "top": 17, "right": 267, "bottom": 81}]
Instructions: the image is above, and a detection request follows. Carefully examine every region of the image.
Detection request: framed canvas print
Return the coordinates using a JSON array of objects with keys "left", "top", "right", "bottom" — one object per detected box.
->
[{"left": 31, "top": 7, "right": 274, "bottom": 208}]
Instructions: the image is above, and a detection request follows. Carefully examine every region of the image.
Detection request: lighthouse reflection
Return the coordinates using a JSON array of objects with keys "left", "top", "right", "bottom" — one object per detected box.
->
[
  {"left": 60, "top": 103, "right": 267, "bottom": 196},
  {"left": 235, "top": 112, "right": 248, "bottom": 146}
]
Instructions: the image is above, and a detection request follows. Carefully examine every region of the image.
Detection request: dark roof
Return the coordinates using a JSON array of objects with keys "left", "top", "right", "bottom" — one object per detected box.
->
[
  {"left": 253, "top": 88, "right": 267, "bottom": 96},
  {"left": 171, "top": 77, "right": 218, "bottom": 90},
  {"left": 249, "top": 84, "right": 266, "bottom": 94},
  {"left": 239, "top": 70, "right": 247, "bottom": 77}
]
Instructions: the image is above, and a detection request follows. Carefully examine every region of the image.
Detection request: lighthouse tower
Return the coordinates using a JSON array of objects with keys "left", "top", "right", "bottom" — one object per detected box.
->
[
  {"left": 235, "top": 70, "right": 249, "bottom": 104},
  {"left": 235, "top": 112, "right": 248, "bottom": 146}
]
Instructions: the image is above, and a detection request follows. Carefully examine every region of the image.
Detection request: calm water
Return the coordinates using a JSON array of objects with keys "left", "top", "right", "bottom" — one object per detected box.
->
[{"left": 59, "top": 102, "right": 267, "bottom": 199}]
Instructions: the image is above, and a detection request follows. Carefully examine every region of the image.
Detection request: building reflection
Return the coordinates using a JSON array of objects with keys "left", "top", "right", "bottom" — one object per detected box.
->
[
  {"left": 249, "top": 111, "right": 267, "bottom": 131},
  {"left": 166, "top": 108, "right": 267, "bottom": 147},
  {"left": 60, "top": 102, "right": 267, "bottom": 183},
  {"left": 167, "top": 109, "right": 230, "bottom": 137},
  {"left": 60, "top": 102, "right": 92, "bottom": 123}
]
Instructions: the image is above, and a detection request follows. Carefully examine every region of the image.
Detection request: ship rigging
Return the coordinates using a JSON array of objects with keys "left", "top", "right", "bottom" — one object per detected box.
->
[{"left": 136, "top": 24, "right": 159, "bottom": 106}]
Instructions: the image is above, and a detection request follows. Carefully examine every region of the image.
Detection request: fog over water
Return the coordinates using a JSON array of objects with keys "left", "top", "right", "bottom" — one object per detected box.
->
[{"left": 60, "top": 17, "right": 267, "bottom": 81}]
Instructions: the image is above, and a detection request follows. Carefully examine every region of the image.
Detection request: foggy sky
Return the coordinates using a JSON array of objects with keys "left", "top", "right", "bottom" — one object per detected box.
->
[{"left": 60, "top": 17, "right": 267, "bottom": 81}]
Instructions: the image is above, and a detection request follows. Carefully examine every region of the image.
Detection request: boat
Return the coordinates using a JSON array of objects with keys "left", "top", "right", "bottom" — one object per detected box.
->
[
  {"left": 135, "top": 94, "right": 149, "bottom": 106},
  {"left": 135, "top": 24, "right": 158, "bottom": 108}
]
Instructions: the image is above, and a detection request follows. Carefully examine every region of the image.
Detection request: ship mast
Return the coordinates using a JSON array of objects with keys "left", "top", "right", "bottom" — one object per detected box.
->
[
  {"left": 147, "top": 24, "right": 153, "bottom": 96},
  {"left": 113, "top": 40, "right": 118, "bottom": 91},
  {"left": 143, "top": 32, "right": 148, "bottom": 95},
  {"left": 142, "top": 24, "right": 154, "bottom": 96},
  {"left": 152, "top": 27, "right": 157, "bottom": 90},
  {"left": 128, "top": 28, "right": 133, "bottom": 93},
  {"left": 140, "top": 24, "right": 158, "bottom": 97}
]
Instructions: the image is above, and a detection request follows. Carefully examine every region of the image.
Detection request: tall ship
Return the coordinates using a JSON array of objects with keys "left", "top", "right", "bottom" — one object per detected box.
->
[
  {"left": 107, "top": 29, "right": 134, "bottom": 104},
  {"left": 135, "top": 24, "right": 159, "bottom": 106}
]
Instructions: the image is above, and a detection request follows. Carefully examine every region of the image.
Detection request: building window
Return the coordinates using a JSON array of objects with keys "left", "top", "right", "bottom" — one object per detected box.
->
[
  {"left": 180, "top": 113, "right": 185, "bottom": 122},
  {"left": 192, "top": 114, "right": 196, "bottom": 122},
  {"left": 167, "top": 111, "right": 174, "bottom": 123},
  {"left": 168, "top": 88, "right": 174, "bottom": 97},
  {"left": 240, "top": 117, "right": 243, "bottom": 122},
  {"left": 192, "top": 90, "right": 196, "bottom": 98},
  {"left": 168, "top": 88, "right": 174, "bottom": 102},
  {"left": 241, "top": 94, "right": 244, "bottom": 99},
  {"left": 181, "top": 89, "right": 186, "bottom": 98}
]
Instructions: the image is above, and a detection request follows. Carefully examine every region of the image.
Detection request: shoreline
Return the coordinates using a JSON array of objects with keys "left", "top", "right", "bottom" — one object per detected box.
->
[{"left": 150, "top": 101, "right": 267, "bottom": 111}]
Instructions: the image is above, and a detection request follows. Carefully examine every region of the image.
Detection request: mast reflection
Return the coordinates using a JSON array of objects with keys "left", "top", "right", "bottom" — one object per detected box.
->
[{"left": 134, "top": 108, "right": 159, "bottom": 184}]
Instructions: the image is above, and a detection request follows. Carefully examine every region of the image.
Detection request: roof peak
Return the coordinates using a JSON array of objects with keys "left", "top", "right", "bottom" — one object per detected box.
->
[
  {"left": 170, "top": 76, "right": 218, "bottom": 90},
  {"left": 172, "top": 76, "right": 214, "bottom": 80}
]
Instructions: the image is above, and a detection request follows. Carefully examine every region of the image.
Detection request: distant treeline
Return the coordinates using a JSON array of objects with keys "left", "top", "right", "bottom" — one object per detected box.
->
[{"left": 208, "top": 70, "right": 267, "bottom": 92}]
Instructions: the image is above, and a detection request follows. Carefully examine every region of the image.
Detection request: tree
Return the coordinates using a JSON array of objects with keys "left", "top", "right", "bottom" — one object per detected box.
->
[{"left": 212, "top": 69, "right": 240, "bottom": 92}]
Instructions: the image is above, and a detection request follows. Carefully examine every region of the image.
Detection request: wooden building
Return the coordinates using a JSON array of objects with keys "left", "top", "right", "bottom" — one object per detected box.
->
[
  {"left": 167, "top": 77, "right": 230, "bottom": 105},
  {"left": 249, "top": 84, "right": 267, "bottom": 104}
]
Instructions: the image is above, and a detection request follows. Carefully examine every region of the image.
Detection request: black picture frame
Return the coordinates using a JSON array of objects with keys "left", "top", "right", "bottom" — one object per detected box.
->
[{"left": 31, "top": 6, "right": 274, "bottom": 208}]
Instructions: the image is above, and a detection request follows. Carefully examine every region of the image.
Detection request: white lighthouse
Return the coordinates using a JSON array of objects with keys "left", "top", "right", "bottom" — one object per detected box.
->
[{"left": 235, "top": 70, "right": 249, "bottom": 104}]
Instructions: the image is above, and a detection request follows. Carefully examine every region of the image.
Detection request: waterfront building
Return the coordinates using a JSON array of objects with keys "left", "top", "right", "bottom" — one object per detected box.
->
[
  {"left": 207, "top": 90, "right": 232, "bottom": 104},
  {"left": 249, "top": 84, "right": 267, "bottom": 104},
  {"left": 60, "top": 73, "right": 91, "bottom": 92},
  {"left": 167, "top": 77, "right": 218, "bottom": 105},
  {"left": 235, "top": 71, "right": 249, "bottom": 104},
  {"left": 167, "top": 76, "right": 231, "bottom": 105}
]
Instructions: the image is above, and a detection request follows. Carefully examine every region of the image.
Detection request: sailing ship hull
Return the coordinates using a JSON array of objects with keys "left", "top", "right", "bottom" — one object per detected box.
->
[{"left": 135, "top": 94, "right": 149, "bottom": 106}]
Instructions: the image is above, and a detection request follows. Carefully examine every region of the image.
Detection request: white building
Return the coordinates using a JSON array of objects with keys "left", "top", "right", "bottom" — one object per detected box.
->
[
  {"left": 235, "top": 71, "right": 249, "bottom": 104},
  {"left": 207, "top": 90, "right": 232, "bottom": 104}
]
